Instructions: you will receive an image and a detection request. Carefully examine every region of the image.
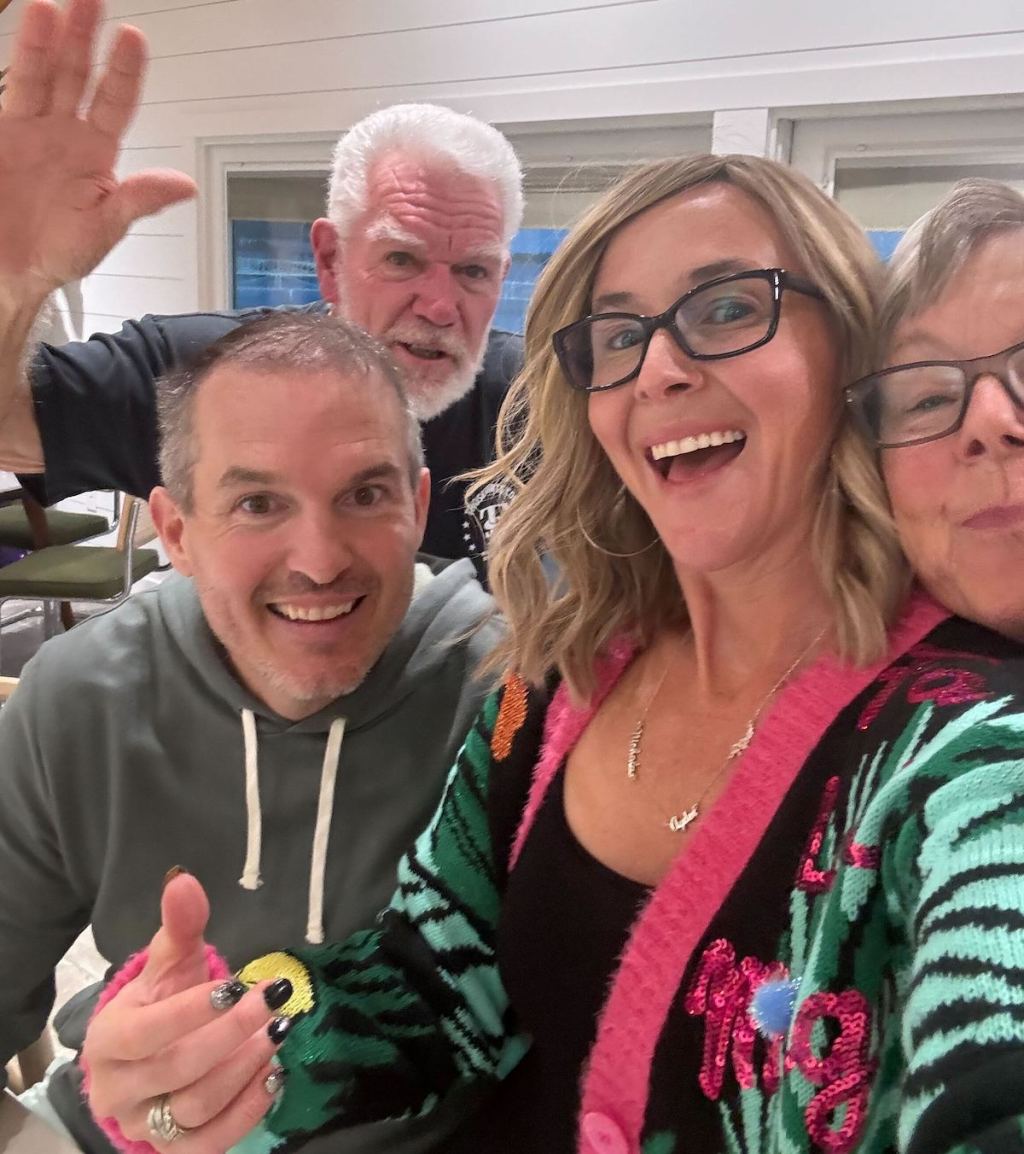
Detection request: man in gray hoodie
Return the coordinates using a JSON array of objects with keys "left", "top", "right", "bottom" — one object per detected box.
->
[{"left": 0, "top": 311, "right": 502, "bottom": 1154}]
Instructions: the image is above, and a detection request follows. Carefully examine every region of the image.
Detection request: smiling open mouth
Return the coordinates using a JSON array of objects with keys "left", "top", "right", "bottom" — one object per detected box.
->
[
  {"left": 648, "top": 430, "right": 747, "bottom": 479},
  {"left": 397, "top": 342, "right": 447, "bottom": 361},
  {"left": 268, "top": 598, "right": 365, "bottom": 622}
]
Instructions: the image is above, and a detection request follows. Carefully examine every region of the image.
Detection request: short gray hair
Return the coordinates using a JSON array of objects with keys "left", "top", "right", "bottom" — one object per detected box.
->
[
  {"left": 880, "top": 178, "right": 1024, "bottom": 355},
  {"left": 327, "top": 103, "right": 524, "bottom": 248},
  {"left": 157, "top": 312, "right": 424, "bottom": 511}
]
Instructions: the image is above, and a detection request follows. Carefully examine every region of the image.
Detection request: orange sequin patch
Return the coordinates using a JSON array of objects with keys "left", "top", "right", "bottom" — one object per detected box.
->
[{"left": 492, "top": 674, "right": 529, "bottom": 761}]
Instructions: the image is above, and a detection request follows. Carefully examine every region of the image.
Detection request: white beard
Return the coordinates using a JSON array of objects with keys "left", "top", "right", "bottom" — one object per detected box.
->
[{"left": 330, "top": 295, "right": 486, "bottom": 422}]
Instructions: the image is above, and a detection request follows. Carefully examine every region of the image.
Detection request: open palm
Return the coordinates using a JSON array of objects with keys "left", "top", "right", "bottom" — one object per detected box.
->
[{"left": 0, "top": 0, "right": 196, "bottom": 297}]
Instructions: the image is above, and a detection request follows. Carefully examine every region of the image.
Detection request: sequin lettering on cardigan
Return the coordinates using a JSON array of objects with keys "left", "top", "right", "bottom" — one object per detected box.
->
[
  {"left": 857, "top": 643, "right": 993, "bottom": 731},
  {"left": 685, "top": 939, "right": 787, "bottom": 1100},
  {"left": 786, "top": 991, "right": 876, "bottom": 1154},
  {"left": 796, "top": 776, "right": 840, "bottom": 895},
  {"left": 842, "top": 838, "right": 880, "bottom": 870},
  {"left": 491, "top": 673, "right": 529, "bottom": 762}
]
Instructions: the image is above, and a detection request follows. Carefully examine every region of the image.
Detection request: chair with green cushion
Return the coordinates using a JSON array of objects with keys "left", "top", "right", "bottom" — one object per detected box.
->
[
  {"left": 0, "top": 496, "right": 160, "bottom": 668},
  {"left": 0, "top": 504, "right": 109, "bottom": 550}
]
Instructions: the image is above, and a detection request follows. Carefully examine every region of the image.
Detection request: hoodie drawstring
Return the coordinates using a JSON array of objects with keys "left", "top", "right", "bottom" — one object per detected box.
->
[
  {"left": 239, "top": 709, "right": 263, "bottom": 891},
  {"left": 237, "top": 710, "right": 347, "bottom": 944},
  {"left": 307, "top": 717, "right": 346, "bottom": 945}
]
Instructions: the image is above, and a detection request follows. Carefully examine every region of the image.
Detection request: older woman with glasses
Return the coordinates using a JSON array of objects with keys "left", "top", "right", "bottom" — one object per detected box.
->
[
  {"left": 846, "top": 178, "right": 1024, "bottom": 643},
  {"left": 82, "top": 159, "right": 1024, "bottom": 1154}
]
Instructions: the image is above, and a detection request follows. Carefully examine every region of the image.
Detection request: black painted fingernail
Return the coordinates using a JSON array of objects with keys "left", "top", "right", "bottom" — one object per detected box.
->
[
  {"left": 264, "top": 979, "right": 293, "bottom": 1011},
  {"left": 163, "top": 865, "right": 188, "bottom": 889},
  {"left": 268, "top": 1016, "right": 292, "bottom": 1045},
  {"left": 209, "top": 980, "right": 247, "bottom": 1011}
]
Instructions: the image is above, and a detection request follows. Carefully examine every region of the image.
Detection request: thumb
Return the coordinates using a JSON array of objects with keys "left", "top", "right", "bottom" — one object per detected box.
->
[
  {"left": 138, "top": 870, "right": 213, "bottom": 1001},
  {"left": 104, "top": 168, "right": 197, "bottom": 239}
]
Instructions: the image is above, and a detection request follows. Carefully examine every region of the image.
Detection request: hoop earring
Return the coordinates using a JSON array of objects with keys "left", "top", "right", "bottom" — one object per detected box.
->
[{"left": 576, "top": 512, "right": 660, "bottom": 558}]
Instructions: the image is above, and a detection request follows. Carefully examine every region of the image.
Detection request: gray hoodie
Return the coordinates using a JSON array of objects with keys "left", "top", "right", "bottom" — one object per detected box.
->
[{"left": 0, "top": 561, "right": 501, "bottom": 1153}]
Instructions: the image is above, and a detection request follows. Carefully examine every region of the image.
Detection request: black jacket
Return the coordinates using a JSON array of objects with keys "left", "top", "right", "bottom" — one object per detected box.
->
[{"left": 22, "top": 303, "right": 523, "bottom": 572}]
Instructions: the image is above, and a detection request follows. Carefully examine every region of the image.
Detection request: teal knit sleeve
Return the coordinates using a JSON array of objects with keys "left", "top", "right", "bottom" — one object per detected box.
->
[
  {"left": 895, "top": 696, "right": 1024, "bottom": 1154},
  {"left": 230, "top": 684, "right": 532, "bottom": 1153}
]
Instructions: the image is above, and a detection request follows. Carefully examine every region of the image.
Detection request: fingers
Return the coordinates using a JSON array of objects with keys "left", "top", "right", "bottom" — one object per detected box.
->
[
  {"left": 157, "top": 1029, "right": 279, "bottom": 1132},
  {"left": 87, "top": 984, "right": 282, "bottom": 1117},
  {"left": 108, "top": 170, "right": 198, "bottom": 236},
  {"left": 180, "top": 1063, "right": 278, "bottom": 1154},
  {"left": 141, "top": 1062, "right": 278, "bottom": 1154},
  {"left": 51, "top": 0, "right": 104, "bottom": 116},
  {"left": 88, "top": 978, "right": 254, "bottom": 1063},
  {"left": 3, "top": 0, "right": 61, "bottom": 118},
  {"left": 86, "top": 22, "right": 147, "bottom": 140}
]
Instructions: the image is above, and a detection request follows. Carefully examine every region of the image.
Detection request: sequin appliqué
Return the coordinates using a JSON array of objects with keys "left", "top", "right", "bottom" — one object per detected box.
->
[
  {"left": 685, "top": 939, "right": 788, "bottom": 1099},
  {"left": 491, "top": 674, "right": 529, "bottom": 762},
  {"left": 785, "top": 990, "right": 876, "bottom": 1154}
]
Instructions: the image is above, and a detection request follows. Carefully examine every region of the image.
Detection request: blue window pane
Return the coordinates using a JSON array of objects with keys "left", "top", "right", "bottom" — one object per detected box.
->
[
  {"left": 493, "top": 227, "right": 568, "bottom": 334},
  {"left": 867, "top": 229, "right": 904, "bottom": 262},
  {"left": 232, "top": 219, "right": 321, "bottom": 309}
]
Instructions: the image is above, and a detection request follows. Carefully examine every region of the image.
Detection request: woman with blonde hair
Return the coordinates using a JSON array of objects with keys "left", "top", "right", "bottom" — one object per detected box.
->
[{"left": 83, "top": 157, "right": 1024, "bottom": 1154}]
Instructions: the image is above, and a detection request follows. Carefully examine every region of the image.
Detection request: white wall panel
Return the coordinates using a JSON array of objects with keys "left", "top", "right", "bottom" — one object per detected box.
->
[
  {"left": 94, "top": 232, "right": 189, "bottom": 279},
  {"left": 81, "top": 271, "right": 193, "bottom": 317},
  {"left": 1, "top": 0, "right": 1022, "bottom": 331}
]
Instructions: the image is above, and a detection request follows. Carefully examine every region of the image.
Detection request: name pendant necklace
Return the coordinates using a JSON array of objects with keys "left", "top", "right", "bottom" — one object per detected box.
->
[{"left": 627, "top": 628, "right": 827, "bottom": 833}]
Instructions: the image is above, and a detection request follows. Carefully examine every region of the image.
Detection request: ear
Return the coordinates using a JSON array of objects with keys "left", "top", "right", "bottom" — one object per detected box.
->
[
  {"left": 149, "top": 486, "right": 194, "bottom": 577},
  {"left": 413, "top": 467, "right": 431, "bottom": 546},
  {"left": 311, "top": 218, "right": 341, "bottom": 305}
]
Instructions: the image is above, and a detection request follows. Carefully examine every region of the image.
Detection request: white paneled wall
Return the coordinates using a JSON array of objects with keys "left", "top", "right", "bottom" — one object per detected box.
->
[{"left": 1, "top": 0, "right": 1023, "bottom": 330}]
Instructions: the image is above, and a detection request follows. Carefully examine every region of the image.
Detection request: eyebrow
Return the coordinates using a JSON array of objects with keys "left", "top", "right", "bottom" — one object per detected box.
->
[
  {"left": 365, "top": 218, "right": 423, "bottom": 247},
  {"left": 366, "top": 219, "right": 505, "bottom": 265},
  {"left": 886, "top": 330, "right": 957, "bottom": 362},
  {"left": 591, "top": 258, "right": 760, "bottom": 313},
  {"left": 216, "top": 462, "right": 405, "bottom": 491}
]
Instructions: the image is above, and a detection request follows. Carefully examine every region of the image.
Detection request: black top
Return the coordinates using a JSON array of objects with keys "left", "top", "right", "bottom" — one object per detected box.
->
[
  {"left": 21, "top": 303, "right": 523, "bottom": 577},
  {"left": 454, "top": 762, "right": 650, "bottom": 1153}
]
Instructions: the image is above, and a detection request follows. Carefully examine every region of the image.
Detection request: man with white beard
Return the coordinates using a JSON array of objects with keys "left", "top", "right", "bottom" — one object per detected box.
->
[{"left": 0, "top": 0, "right": 524, "bottom": 573}]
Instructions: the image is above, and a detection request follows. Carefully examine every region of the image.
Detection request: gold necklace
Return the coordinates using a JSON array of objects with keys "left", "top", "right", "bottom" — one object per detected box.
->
[{"left": 626, "top": 628, "right": 827, "bottom": 832}]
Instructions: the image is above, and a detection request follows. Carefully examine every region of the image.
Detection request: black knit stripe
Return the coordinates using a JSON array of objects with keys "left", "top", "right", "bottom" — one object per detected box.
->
[
  {"left": 909, "top": 997, "right": 1024, "bottom": 1050},
  {"left": 914, "top": 861, "right": 1024, "bottom": 934},
  {"left": 952, "top": 796, "right": 1024, "bottom": 850},
  {"left": 924, "top": 903, "right": 1024, "bottom": 938},
  {"left": 904, "top": 1037, "right": 1021, "bottom": 1100},
  {"left": 911, "top": 953, "right": 1024, "bottom": 996}
]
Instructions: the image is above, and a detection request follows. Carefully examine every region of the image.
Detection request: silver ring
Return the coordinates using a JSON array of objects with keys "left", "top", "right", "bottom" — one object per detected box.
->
[{"left": 147, "top": 1093, "right": 192, "bottom": 1143}]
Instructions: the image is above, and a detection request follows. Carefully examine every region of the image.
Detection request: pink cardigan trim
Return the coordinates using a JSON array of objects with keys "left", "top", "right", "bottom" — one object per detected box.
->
[
  {"left": 573, "top": 592, "right": 949, "bottom": 1151},
  {"left": 509, "top": 636, "right": 638, "bottom": 869},
  {"left": 81, "top": 944, "right": 232, "bottom": 1154}
]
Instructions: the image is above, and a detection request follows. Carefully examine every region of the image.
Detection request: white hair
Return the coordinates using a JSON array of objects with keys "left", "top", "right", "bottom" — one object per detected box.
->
[{"left": 326, "top": 103, "right": 524, "bottom": 248}]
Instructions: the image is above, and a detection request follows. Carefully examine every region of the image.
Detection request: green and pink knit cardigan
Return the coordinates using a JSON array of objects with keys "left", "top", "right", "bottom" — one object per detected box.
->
[{"left": 92, "top": 594, "right": 1024, "bottom": 1154}]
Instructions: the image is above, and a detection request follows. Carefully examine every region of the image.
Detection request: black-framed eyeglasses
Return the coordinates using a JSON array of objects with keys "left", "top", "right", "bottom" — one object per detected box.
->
[
  {"left": 845, "top": 338, "right": 1024, "bottom": 449},
  {"left": 552, "top": 268, "right": 826, "bottom": 393}
]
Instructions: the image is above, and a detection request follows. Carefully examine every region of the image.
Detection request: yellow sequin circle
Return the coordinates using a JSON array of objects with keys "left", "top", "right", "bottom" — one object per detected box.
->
[{"left": 237, "top": 951, "right": 316, "bottom": 1018}]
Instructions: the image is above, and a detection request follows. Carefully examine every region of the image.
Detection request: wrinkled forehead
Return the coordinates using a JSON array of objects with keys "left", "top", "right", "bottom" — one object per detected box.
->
[{"left": 360, "top": 150, "right": 506, "bottom": 255}]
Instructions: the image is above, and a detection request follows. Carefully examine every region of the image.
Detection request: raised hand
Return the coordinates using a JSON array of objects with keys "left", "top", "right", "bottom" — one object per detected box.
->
[
  {"left": 0, "top": 0, "right": 196, "bottom": 301},
  {"left": 82, "top": 872, "right": 288, "bottom": 1154}
]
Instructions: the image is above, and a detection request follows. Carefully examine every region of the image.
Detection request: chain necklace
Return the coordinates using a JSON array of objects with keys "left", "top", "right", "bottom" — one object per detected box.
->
[{"left": 627, "top": 628, "right": 827, "bottom": 832}]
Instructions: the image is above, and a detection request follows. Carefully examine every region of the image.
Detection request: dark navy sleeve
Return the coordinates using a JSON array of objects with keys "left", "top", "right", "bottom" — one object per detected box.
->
[{"left": 20, "top": 305, "right": 317, "bottom": 504}]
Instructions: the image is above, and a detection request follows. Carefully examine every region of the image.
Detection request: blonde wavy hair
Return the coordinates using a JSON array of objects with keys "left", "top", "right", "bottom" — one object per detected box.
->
[{"left": 476, "top": 154, "right": 910, "bottom": 701}]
